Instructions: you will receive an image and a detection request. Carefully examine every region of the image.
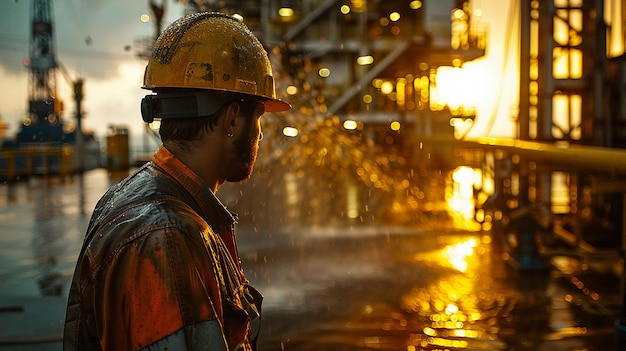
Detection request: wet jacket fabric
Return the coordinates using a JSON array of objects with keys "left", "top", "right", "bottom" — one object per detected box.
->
[{"left": 64, "top": 146, "right": 262, "bottom": 351}]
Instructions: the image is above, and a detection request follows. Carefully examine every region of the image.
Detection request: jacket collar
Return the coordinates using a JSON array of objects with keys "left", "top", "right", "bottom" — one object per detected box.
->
[{"left": 151, "top": 145, "right": 237, "bottom": 231}]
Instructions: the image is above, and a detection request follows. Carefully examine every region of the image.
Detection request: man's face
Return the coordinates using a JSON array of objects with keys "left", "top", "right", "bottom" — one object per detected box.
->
[{"left": 227, "top": 101, "right": 265, "bottom": 182}]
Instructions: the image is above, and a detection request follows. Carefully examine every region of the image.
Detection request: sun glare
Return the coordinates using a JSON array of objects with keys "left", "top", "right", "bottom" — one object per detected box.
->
[{"left": 434, "top": 64, "right": 492, "bottom": 113}]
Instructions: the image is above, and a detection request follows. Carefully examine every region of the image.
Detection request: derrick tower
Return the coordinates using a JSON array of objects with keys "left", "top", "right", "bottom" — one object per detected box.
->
[
  {"left": 518, "top": 0, "right": 625, "bottom": 147},
  {"left": 27, "top": 0, "right": 59, "bottom": 126}
]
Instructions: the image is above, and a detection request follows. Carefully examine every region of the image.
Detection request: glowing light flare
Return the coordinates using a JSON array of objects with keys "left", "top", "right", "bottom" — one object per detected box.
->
[
  {"left": 286, "top": 85, "right": 298, "bottom": 95},
  {"left": 389, "top": 12, "right": 400, "bottom": 21},
  {"left": 278, "top": 7, "right": 294, "bottom": 17},
  {"left": 282, "top": 126, "right": 299, "bottom": 137},
  {"left": 396, "top": 78, "right": 406, "bottom": 107},
  {"left": 441, "top": 239, "right": 477, "bottom": 272},
  {"left": 445, "top": 303, "right": 459, "bottom": 315},
  {"left": 390, "top": 121, "right": 401, "bottom": 131},
  {"left": 452, "top": 9, "right": 466, "bottom": 19},
  {"left": 450, "top": 119, "right": 475, "bottom": 138},
  {"left": 380, "top": 81, "right": 394, "bottom": 94},
  {"left": 357, "top": 55, "right": 374, "bottom": 65},
  {"left": 447, "top": 166, "right": 481, "bottom": 230},
  {"left": 433, "top": 66, "right": 482, "bottom": 112},
  {"left": 428, "top": 337, "right": 469, "bottom": 349},
  {"left": 453, "top": 329, "right": 480, "bottom": 338},
  {"left": 318, "top": 67, "right": 331, "bottom": 77},
  {"left": 475, "top": 208, "right": 485, "bottom": 222},
  {"left": 340, "top": 5, "right": 351, "bottom": 15},
  {"left": 410, "top": 1, "right": 423, "bottom": 10},
  {"left": 423, "top": 327, "right": 436, "bottom": 336},
  {"left": 418, "top": 76, "right": 429, "bottom": 102},
  {"left": 343, "top": 120, "right": 358, "bottom": 130},
  {"left": 140, "top": 14, "right": 150, "bottom": 23},
  {"left": 452, "top": 166, "right": 474, "bottom": 185}
]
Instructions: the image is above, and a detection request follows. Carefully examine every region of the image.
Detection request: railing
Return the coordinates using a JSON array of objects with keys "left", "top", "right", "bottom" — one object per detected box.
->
[{"left": 0, "top": 145, "right": 75, "bottom": 180}]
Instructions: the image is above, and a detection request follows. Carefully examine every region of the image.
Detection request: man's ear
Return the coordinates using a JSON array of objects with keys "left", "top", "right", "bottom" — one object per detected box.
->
[{"left": 222, "top": 102, "right": 240, "bottom": 135}]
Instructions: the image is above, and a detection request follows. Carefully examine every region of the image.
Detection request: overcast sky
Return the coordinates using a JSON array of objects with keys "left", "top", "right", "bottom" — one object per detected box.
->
[
  {"left": 0, "top": 0, "right": 516, "bottom": 144},
  {"left": 0, "top": 0, "right": 192, "bottom": 75},
  {"left": 0, "top": 0, "right": 186, "bottom": 142}
]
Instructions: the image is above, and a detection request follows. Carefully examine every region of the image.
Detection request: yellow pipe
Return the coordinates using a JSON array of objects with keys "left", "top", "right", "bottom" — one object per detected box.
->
[{"left": 416, "top": 135, "right": 626, "bottom": 176}]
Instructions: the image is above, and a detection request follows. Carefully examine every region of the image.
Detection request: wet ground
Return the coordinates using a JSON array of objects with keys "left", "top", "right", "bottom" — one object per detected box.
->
[
  {"left": 0, "top": 161, "right": 622, "bottom": 350},
  {"left": 241, "top": 226, "right": 621, "bottom": 351}
]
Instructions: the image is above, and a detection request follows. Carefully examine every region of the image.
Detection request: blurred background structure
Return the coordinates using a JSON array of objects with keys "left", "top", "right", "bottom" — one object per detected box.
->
[{"left": 2, "top": 0, "right": 626, "bottom": 350}]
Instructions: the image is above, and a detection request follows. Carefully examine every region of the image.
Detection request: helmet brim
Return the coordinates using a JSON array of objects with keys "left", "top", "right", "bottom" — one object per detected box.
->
[{"left": 265, "top": 98, "right": 291, "bottom": 113}]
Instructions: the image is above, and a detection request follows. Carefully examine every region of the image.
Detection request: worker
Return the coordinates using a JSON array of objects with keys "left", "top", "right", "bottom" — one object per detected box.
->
[{"left": 63, "top": 12, "right": 290, "bottom": 351}]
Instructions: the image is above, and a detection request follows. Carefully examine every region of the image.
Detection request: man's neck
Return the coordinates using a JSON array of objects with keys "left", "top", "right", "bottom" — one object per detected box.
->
[{"left": 163, "top": 141, "right": 224, "bottom": 192}]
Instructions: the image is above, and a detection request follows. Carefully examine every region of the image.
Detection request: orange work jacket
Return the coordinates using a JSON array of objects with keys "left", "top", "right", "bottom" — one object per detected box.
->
[{"left": 64, "top": 146, "right": 262, "bottom": 350}]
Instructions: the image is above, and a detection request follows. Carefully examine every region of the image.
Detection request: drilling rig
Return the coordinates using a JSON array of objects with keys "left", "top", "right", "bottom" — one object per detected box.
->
[
  {"left": 3, "top": 0, "right": 99, "bottom": 173},
  {"left": 18, "top": 0, "right": 65, "bottom": 143},
  {"left": 14, "top": 0, "right": 88, "bottom": 147}
]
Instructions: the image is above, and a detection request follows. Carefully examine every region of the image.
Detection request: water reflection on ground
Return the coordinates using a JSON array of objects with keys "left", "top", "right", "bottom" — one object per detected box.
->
[
  {"left": 0, "top": 161, "right": 621, "bottom": 350},
  {"left": 0, "top": 170, "right": 129, "bottom": 350},
  {"left": 234, "top": 223, "right": 619, "bottom": 351}
]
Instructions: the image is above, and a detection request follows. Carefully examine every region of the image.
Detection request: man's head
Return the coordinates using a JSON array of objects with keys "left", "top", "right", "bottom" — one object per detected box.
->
[{"left": 140, "top": 12, "right": 290, "bottom": 185}]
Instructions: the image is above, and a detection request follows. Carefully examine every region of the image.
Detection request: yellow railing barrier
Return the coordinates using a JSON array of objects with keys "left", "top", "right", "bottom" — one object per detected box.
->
[{"left": 0, "top": 146, "right": 75, "bottom": 180}]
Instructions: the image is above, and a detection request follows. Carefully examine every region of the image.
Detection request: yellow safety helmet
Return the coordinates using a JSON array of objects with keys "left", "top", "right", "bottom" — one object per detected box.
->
[{"left": 141, "top": 12, "right": 290, "bottom": 122}]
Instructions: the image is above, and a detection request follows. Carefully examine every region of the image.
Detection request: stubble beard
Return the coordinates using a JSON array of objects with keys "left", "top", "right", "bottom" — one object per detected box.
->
[{"left": 227, "top": 129, "right": 258, "bottom": 183}]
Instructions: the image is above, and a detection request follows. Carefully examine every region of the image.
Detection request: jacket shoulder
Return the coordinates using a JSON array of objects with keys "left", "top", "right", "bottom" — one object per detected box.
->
[{"left": 82, "top": 164, "right": 208, "bottom": 271}]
